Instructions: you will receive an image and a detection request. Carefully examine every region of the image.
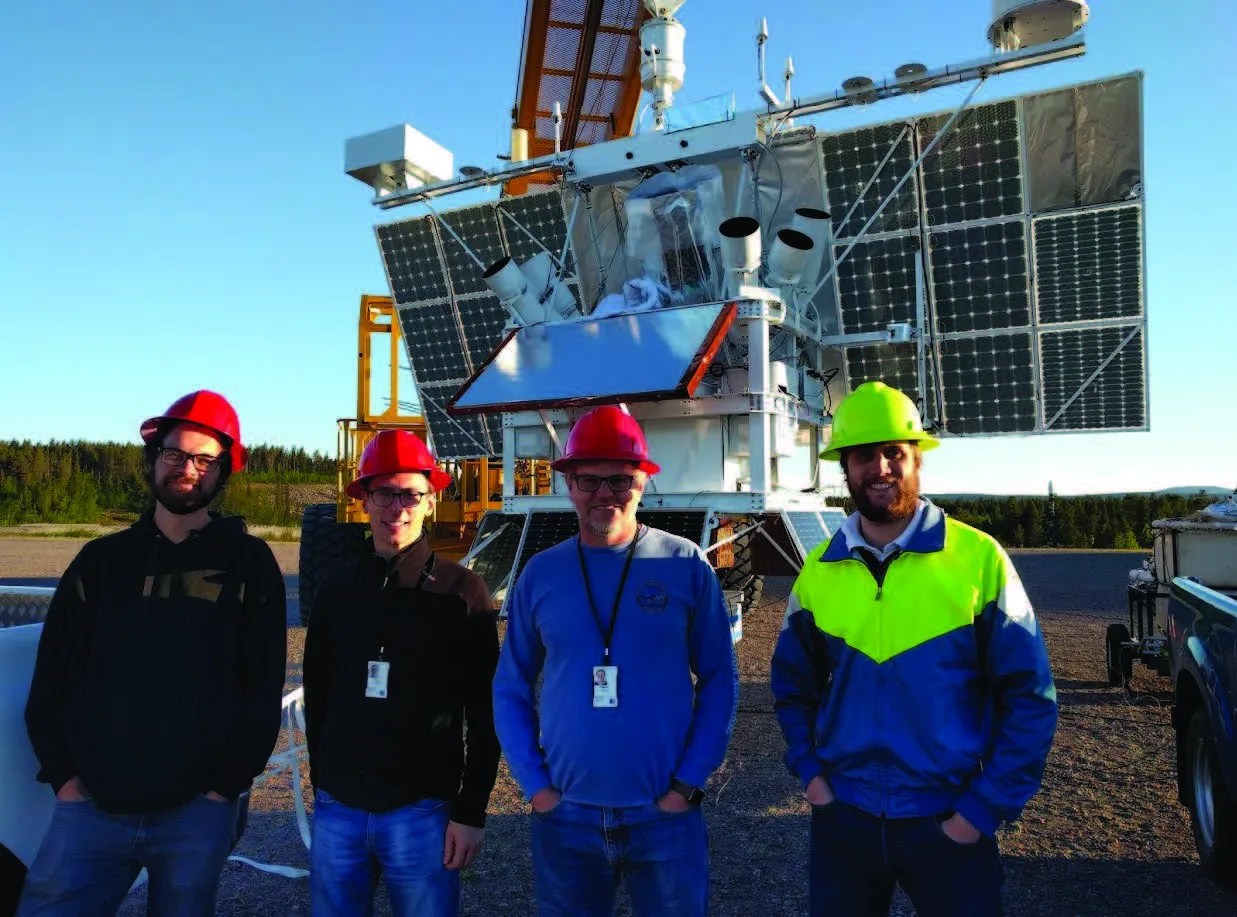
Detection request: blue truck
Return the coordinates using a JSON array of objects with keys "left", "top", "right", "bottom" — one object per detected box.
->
[{"left": 1163, "top": 516, "right": 1237, "bottom": 885}]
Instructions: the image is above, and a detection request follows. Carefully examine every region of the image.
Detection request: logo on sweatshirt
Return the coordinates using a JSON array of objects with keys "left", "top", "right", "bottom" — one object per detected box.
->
[{"left": 635, "top": 580, "right": 668, "bottom": 613}]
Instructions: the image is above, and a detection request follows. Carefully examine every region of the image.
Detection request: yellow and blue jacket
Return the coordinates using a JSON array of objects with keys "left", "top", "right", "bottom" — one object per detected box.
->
[{"left": 770, "top": 501, "right": 1057, "bottom": 836}]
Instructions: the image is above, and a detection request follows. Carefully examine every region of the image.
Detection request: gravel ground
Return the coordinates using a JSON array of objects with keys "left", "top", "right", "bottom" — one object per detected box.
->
[{"left": 5, "top": 540, "right": 1237, "bottom": 915}]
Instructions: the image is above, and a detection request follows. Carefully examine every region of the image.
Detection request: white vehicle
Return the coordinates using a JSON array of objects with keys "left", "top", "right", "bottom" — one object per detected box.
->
[{"left": 0, "top": 588, "right": 56, "bottom": 911}]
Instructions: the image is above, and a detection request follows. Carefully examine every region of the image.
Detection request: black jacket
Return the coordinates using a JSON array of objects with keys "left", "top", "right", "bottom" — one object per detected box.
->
[
  {"left": 303, "top": 535, "right": 500, "bottom": 827},
  {"left": 24, "top": 512, "right": 287, "bottom": 813}
]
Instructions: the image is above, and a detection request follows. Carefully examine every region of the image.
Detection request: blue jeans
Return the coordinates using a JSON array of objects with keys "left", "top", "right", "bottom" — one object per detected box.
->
[
  {"left": 17, "top": 794, "right": 239, "bottom": 916},
  {"left": 808, "top": 801, "right": 1003, "bottom": 917},
  {"left": 530, "top": 800, "right": 708, "bottom": 917},
  {"left": 310, "top": 789, "right": 459, "bottom": 917}
]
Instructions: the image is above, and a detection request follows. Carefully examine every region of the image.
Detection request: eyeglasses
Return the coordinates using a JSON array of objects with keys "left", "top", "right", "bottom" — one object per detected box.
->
[
  {"left": 366, "top": 489, "right": 430, "bottom": 508},
  {"left": 569, "top": 473, "right": 635, "bottom": 493},
  {"left": 158, "top": 447, "right": 223, "bottom": 473}
]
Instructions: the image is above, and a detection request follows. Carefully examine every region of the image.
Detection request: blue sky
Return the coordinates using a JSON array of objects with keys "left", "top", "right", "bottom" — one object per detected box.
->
[{"left": 2, "top": 1, "right": 1233, "bottom": 496}]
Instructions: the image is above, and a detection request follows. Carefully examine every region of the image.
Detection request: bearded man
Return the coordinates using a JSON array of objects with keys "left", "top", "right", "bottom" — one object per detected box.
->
[
  {"left": 19, "top": 391, "right": 287, "bottom": 916},
  {"left": 770, "top": 382, "right": 1057, "bottom": 917}
]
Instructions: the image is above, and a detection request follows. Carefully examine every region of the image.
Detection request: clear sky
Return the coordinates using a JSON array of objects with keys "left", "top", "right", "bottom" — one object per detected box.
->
[{"left": 2, "top": 1, "right": 1233, "bottom": 496}]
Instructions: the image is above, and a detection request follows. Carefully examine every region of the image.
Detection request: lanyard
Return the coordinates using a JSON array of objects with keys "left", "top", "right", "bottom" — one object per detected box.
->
[{"left": 577, "top": 526, "right": 642, "bottom": 665}]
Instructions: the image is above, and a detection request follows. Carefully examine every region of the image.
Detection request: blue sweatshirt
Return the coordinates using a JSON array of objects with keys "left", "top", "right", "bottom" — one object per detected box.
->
[{"left": 493, "top": 526, "right": 738, "bottom": 806}]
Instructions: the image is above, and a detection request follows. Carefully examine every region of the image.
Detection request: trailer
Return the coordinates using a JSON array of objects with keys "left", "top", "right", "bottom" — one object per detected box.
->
[{"left": 1107, "top": 499, "right": 1237, "bottom": 686}]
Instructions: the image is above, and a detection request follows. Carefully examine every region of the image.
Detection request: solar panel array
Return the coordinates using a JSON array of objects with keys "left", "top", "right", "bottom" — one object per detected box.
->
[
  {"left": 375, "top": 190, "right": 578, "bottom": 459},
  {"left": 821, "top": 75, "right": 1146, "bottom": 434}
]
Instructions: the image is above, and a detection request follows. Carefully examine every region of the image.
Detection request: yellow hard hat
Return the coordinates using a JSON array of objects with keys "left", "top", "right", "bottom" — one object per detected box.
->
[{"left": 821, "top": 381, "right": 940, "bottom": 461}]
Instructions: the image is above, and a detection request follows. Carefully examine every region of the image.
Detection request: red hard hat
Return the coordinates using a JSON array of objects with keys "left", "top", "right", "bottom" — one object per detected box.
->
[
  {"left": 346, "top": 430, "right": 453, "bottom": 500},
  {"left": 140, "top": 390, "right": 247, "bottom": 472},
  {"left": 549, "top": 406, "right": 660, "bottom": 474}
]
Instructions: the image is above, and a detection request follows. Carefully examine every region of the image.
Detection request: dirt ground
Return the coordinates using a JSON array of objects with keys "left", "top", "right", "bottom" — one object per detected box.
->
[{"left": 4, "top": 539, "right": 1236, "bottom": 915}]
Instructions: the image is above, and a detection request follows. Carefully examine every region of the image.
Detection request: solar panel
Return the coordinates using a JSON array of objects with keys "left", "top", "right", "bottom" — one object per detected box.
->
[
  {"left": 1034, "top": 206, "right": 1143, "bottom": 324},
  {"left": 398, "top": 302, "right": 470, "bottom": 384},
  {"left": 822, "top": 122, "right": 919, "bottom": 238},
  {"left": 834, "top": 235, "right": 920, "bottom": 334},
  {"left": 784, "top": 510, "right": 847, "bottom": 559},
  {"left": 929, "top": 221, "right": 1030, "bottom": 333},
  {"left": 636, "top": 509, "right": 710, "bottom": 547},
  {"left": 844, "top": 344, "right": 922, "bottom": 407},
  {"left": 1039, "top": 325, "right": 1146, "bottom": 430},
  {"left": 465, "top": 512, "right": 526, "bottom": 597},
  {"left": 419, "top": 384, "right": 493, "bottom": 458},
  {"left": 509, "top": 511, "right": 578, "bottom": 588},
  {"left": 376, "top": 219, "right": 448, "bottom": 304},
  {"left": 829, "top": 76, "right": 1146, "bottom": 436},
  {"left": 374, "top": 190, "right": 583, "bottom": 460},
  {"left": 498, "top": 191, "right": 575, "bottom": 274},
  {"left": 439, "top": 205, "right": 507, "bottom": 297},
  {"left": 936, "top": 333, "right": 1037, "bottom": 434},
  {"left": 918, "top": 100, "right": 1023, "bottom": 227},
  {"left": 457, "top": 294, "right": 512, "bottom": 370}
]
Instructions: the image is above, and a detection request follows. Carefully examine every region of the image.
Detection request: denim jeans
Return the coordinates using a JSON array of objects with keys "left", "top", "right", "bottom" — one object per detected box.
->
[
  {"left": 808, "top": 801, "right": 1004, "bottom": 917},
  {"left": 310, "top": 789, "right": 459, "bottom": 917},
  {"left": 17, "top": 794, "right": 239, "bottom": 917},
  {"left": 530, "top": 800, "right": 708, "bottom": 917}
]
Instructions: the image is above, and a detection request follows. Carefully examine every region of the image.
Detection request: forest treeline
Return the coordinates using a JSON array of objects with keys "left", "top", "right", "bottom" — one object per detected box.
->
[
  {"left": 0, "top": 440, "right": 1224, "bottom": 544},
  {"left": 0, "top": 440, "right": 334, "bottom": 526}
]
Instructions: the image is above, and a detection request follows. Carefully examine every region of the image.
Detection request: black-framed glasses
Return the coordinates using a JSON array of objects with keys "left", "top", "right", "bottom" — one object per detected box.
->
[
  {"left": 158, "top": 447, "right": 222, "bottom": 473},
  {"left": 366, "top": 488, "right": 430, "bottom": 508},
  {"left": 569, "top": 473, "right": 635, "bottom": 493}
]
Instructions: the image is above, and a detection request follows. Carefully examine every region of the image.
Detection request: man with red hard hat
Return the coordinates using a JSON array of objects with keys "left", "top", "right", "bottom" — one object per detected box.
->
[
  {"left": 494, "top": 405, "right": 738, "bottom": 916},
  {"left": 303, "top": 430, "right": 499, "bottom": 916},
  {"left": 20, "top": 390, "right": 287, "bottom": 915}
]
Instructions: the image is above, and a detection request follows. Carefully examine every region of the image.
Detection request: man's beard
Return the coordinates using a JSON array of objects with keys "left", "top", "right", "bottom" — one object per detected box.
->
[
  {"left": 847, "top": 470, "right": 920, "bottom": 524},
  {"left": 152, "top": 473, "right": 223, "bottom": 516}
]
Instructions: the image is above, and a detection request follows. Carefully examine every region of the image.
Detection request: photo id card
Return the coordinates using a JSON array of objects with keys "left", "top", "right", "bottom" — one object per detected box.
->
[
  {"left": 365, "top": 660, "right": 390, "bottom": 699},
  {"left": 592, "top": 665, "right": 617, "bottom": 708}
]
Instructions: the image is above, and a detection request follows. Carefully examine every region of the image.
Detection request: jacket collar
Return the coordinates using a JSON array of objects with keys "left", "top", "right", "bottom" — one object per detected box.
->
[
  {"left": 369, "top": 533, "right": 434, "bottom": 587},
  {"left": 821, "top": 499, "right": 946, "bottom": 562}
]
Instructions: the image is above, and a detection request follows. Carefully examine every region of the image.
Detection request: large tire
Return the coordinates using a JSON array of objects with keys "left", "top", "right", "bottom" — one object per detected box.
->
[
  {"left": 298, "top": 504, "right": 367, "bottom": 627},
  {"left": 1105, "top": 622, "right": 1132, "bottom": 687},
  {"left": 1185, "top": 708, "right": 1237, "bottom": 885}
]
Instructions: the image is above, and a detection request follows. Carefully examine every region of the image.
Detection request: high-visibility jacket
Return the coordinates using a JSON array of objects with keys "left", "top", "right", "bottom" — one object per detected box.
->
[{"left": 770, "top": 501, "right": 1057, "bottom": 836}]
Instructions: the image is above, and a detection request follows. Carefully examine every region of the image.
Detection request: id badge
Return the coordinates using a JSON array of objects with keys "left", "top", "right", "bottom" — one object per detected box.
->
[
  {"left": 365, "top": 660, "right": 390, "bottom": 699},
  {"left": 592, "top": 665, "right": 618, "bottom": 708}
]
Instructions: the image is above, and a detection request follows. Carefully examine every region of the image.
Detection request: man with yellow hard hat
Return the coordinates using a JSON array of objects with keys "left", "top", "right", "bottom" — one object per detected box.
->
[{"left": 770, "top": 381, "right": 1057, "bottom": 916}]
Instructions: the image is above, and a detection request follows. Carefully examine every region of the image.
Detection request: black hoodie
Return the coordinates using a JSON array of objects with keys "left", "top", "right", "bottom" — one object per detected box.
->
[
  {"left": 24, "top": 512, "right": 287, "bottom": 813},
  {"left": 303, "top": 534, "right": 500, "bottom": 827}
]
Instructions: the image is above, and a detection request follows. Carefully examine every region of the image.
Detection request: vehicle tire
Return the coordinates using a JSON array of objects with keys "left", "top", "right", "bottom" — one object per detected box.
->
[
  {"left": 1185, "top": 708, "right": 1237, "bottom": 885},
  {"left": 1105, "top": 622, "right": 1132, "bottom": 687},
  {"left": 298, "top": 504, "right": 367, "bottom": 627}
]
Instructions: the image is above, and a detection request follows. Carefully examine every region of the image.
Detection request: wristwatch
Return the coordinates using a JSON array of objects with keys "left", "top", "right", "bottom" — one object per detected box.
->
[{"left": 669, "top": 777, "right": 705, "bottom": 806}]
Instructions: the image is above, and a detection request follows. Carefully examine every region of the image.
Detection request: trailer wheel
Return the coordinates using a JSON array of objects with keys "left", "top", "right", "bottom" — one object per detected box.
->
[
  {"left": 1105, "top": 622, "right": 1132, "bottom": 687},
  {"left": 298, "top": 504, "right": 367, "bottom": 627},
  {"left": 1186, "top": 708, "right": 1237, "bottom": 885}
]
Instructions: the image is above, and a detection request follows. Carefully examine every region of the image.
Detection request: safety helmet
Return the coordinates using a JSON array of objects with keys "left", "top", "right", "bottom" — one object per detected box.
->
[
  {"left": 820, "top": 381, "right": 940, "bottom": 462},
  {"left": 140, "top": 390, "right": 247, "bottom": 472},
  {"left": 549, "top": 405, "right": 660, "bottom": 475},
  {"left": 345, "top": 430, "right": 453, "bottom": 500}
]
